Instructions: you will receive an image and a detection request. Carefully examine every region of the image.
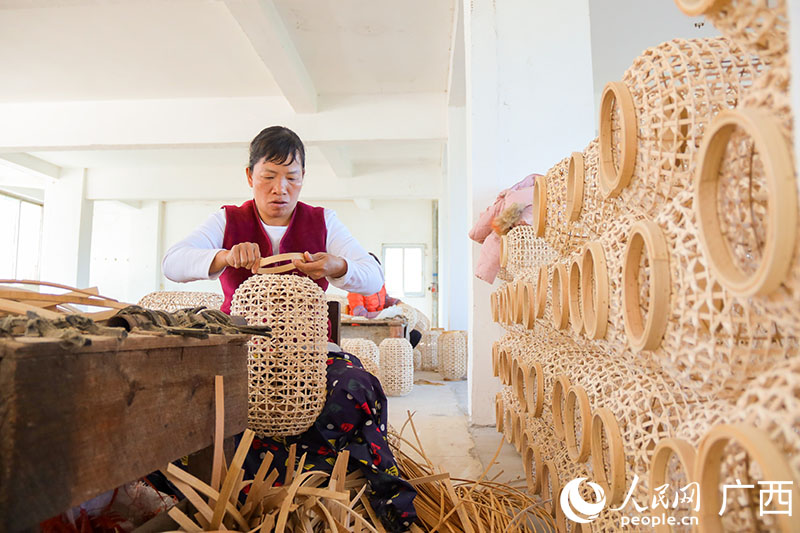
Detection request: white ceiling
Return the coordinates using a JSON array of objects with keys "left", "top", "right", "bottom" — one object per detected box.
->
[{"left": 0, "top": 0, "right": 456, "bottom": 197}]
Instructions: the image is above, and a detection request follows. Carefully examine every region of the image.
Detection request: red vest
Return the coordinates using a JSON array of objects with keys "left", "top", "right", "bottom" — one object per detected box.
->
[
  {"left": 347, "top": 286, "right": 387, "bottom": 313},
  {"left": 219, "top": 199, "right": 328, "bottom": 313}
]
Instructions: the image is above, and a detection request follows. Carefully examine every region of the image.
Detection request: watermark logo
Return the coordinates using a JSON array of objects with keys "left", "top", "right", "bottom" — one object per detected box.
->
[{"left": 560, "top": 477, "right": 606, "bottom": 524}]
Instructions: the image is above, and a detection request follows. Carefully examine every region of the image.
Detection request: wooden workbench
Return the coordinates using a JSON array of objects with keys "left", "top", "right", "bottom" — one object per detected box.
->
[
  {"left": 0, "top": 332, "right": 249, "bottom": 531},
  {"left": 340, "top": 318, "right": 406, "bottom": 345}
]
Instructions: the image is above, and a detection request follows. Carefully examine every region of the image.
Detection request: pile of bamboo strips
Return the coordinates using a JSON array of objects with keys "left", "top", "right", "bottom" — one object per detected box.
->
[
  {"left": 0, "top": 279, "right": 130, "bottom": 321},
  {"left": 163, "top": 377, "right": 555, "bottom": 532}
]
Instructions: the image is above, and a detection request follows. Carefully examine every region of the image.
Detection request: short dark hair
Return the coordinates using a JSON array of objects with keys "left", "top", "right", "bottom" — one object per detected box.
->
[{"left": 248, "top": 126, "right": 305, "bottom": 171}]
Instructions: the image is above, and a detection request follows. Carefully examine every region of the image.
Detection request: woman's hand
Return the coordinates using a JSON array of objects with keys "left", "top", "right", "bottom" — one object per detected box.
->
[
  {"left": 293, "top": 251, "right": 348, "bottom": 280},
  {"left": 210, "top": 242, "right": 262, "bottom": 275}
]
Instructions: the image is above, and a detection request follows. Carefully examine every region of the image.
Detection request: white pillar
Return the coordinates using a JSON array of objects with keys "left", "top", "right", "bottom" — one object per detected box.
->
[
  {"left": 463, "top": 0, "right": 596, "bottom": 425},
  {"left": 41, "top": 168, "right": 93, "bottom": 287}
]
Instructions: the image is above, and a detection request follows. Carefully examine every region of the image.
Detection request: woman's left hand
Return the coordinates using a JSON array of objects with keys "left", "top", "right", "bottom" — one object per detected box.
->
[{"left": 293, "top": 251, "right": 348, "bottom": 280}]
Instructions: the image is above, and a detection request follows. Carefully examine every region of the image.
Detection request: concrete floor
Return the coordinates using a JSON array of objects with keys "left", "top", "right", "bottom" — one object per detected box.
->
[{"left": 386, "top": 370, "right": 526, "bottom": 488}]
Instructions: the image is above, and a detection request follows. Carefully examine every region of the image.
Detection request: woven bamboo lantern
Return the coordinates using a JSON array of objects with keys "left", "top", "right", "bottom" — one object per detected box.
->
[
  {"left": 340, "top": 338, "right": 380, "bottom": 378},
  {"left": 504, "top": 225, "right": 557, "bottom": 280},
  {"left": 138, "top": 291, "right": 224, "bottom": 312},
  {"left": 419, "top": 328, "right": 443, "bottom": 371},
  {"left": 379, "top": 338, "right": 414, "bottom": 396},
  {"left": 231, "top": 274, "right": 327, "bottom": 437},
  {"left": 398, "top": 303, "right": 418, "bottom": 331},
  {"left": 413, "top": 348, "right": 422, "bottom": 370},
  {"left": 438, "top": 330, "right": 467, "bottom": 381}
]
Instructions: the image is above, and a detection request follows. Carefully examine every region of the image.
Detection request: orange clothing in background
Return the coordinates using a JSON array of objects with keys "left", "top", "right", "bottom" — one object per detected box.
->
[{"left": 348, "top": 285, "right": 399, "bottom": 317}]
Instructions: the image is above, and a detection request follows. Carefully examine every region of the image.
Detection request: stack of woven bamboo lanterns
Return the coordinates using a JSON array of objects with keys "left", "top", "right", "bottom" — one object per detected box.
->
[{"left": 491, "top": 2, "right": 800, "bottom": 530}]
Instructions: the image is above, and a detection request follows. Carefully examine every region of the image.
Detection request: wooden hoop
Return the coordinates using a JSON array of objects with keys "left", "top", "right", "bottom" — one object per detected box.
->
[
  {"left": 581, "top": 242, "right": 609, "bottom": 340},
  {"left": 512, "top": 359, "right": 527, "bottom": 413},
  {"left": 495, "top": 393, "right": 504, "bottom": 433},
  {"left": 500, "top": 234, "right": 509, "bottom": 268},
  {"left": 650, "top": 438, "right": 696, "bottom": 533},
  {"left": 498, "top": 348, "right": 509, "bottom": 386},
  {"left": 673, "top": 0, "right": 723, "bottom": 16},
  {"left": 534, "top": 265, "right": 547, "bottom": 319},
  {"left": 565, "top": 386, "right": 592, "bottom": 463},
  {"left": 491, "top": 342, "right": 499, "bottom": 377},
  {"left": 622, "top": 220, "right": 671, "bottom": 352},
  {"left": 568, "top": 257, "right": 584, "bottom": 335},
  {"left": 257, "top": 252, "right": 304, "bottom": 274},
  {"left": 513, "top": 281, "right": 525, "bottom": 324},
  {"left": 567, "top": 151, "right": 585, "bottom": 222},
  {"left": 694, "top": 108, "right": 797, "bottom": 297},
  {"left": 503, "top": 405, "right": 514, "bottom": 445},
  {"left": 511, "top": 410, "right": 523, "bottom": 452},
  {"left": 551, "top": 262, "right": 570, "bottom": 330},
  {"left": 524, "top": 361, "right": 545, "bottom": 417},
  {"left": 695, "top": 424, "right": 800, "bottom": 532},
  {"left": 591, "top": 407, "right": 626, "bottom": 507},
  {"left": 532, "top": 176, "right": 547, "bottom": 237},
  {"left": 523, "top": 434, "right": 543, "bottom": 493},
  {"left": 539, "top": 459, "right": 560, "bottom": 516},
  {"left": 552, "top": 374, "right": 571, "bottom": 440},
  {"left": 599, "top": 81, "right": 637, "bottom": 198}
]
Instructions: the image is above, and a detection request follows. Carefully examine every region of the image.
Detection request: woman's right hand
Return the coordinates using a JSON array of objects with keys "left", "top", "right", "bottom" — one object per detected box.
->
[{"left": 211, "top": 242, "right": 262, "bottom": 275}]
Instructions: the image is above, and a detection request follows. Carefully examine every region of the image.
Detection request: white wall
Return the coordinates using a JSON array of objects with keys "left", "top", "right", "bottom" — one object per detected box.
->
[{"left": 463, "top": 0, "right": 596, "bottom": 425}]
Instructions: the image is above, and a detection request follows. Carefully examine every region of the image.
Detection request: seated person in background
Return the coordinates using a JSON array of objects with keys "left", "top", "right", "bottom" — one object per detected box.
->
[
  {"left": 347, "top": 253, "right": 422, "bottom": 348},
  {"left": 162, "top": 126, "right": 415, "bottom": 532}
]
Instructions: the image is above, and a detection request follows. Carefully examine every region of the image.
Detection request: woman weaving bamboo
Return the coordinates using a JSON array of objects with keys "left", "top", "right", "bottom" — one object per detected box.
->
[{"left": 162, "top": 126, "right": 416, "bottom": 532}]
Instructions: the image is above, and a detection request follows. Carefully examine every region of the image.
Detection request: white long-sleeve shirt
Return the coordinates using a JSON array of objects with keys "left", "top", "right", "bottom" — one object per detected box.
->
[{"left": 162, "top": 208, "right": 383, "bottom": 295}]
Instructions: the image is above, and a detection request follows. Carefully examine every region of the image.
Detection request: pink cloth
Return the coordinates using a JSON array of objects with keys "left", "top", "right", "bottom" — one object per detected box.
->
[{"left": 470, "top": 173, "right": 542, "bottom": 284}]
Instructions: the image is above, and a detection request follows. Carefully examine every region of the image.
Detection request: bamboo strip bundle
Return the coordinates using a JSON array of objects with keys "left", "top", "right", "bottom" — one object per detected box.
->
[
  {"left": 231, "top": 274, "right": 327, "bottom": 438},
  {"left": 137, "top": 291, "right": 224, "bottom": 313},
  {"left": 0, "top": 279, "right": 131, "bottom": 322},
  {"left": 340, "top": 338, "right": 381, "bottom": 378},
  {"left": 675, "top": 0, "right": 788, "bottom": 61}
]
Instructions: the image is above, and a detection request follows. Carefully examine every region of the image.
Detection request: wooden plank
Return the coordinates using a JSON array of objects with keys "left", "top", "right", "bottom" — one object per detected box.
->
[
  {"left": 0, "top": 288, "right": 128, "bottom": 309},
  {"left": 0, "top": 297, "right": 63, "bottom": 319},
  {"left": 0, "top": 335, "right": 249, "bottom": 531}
]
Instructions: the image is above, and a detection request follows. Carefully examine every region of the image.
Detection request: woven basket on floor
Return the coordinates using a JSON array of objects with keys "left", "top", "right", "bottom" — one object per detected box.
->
[
  {"left": 340, "top": 338, "right": 380, "bottom": 378},
  {"left": 137, "top": 291, "right": 223, "bottom": 312},
  {"left": 231, "top": 274, "right": 327, "bottom": 437},
  {"left": 379, "top": 338, "right": 414, "bottom": 396},
  {"left": 438, "top": 330, "right": 467, "bottom": 381},
  {"left": 419, "top": 328, "right": 443, "bottom": 371}
]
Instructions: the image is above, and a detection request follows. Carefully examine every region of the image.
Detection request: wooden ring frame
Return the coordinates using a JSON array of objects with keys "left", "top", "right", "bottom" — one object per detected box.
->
[
  {"left": 503, "top": 406, "right": 514, "bottom": 445},
  {"left": 565, "top": 385, "right": 592, "bottom": 463},
  {"left": 694, "top": 108, "right": 797, "bottom": 297},
  {"left": 524, "top": 361, "right": 545, "bottom": 417},
  {"left": 695, "top": 424, "right": 800, "bottom": 532},
  {"left": 523, "top": 434, "right": 543, "bottom": 493},
  {"left": 552, "top": 374, "right": 571, "bottom": 440},
  {"left": 599, "top": 81, "right": 637, "bottom": 198},
  {"left": 532, "top": 176, "right": 547, "bottom": 237},
  {"left": 521, "top": 281, "right": 536, "bottom": 329},
  {"left": 591, "top": 407, "right": 626, "bottom": 507},
  {"left": 568, "top": 256, "right": 584, "bottom": 335},
  {"left": 551, "top": 262, "right": 570, "bottom": 330},
  {"left": 498, "top": 348, "right": 509, "bottom": 386},
  {"left": 534, "top": 265, "right": 547, "bottom": 319},
  {"left": 512, "top": 359, "right": 527, "bottom": 412},
  {"left": 511, "top": 410, "right": 523, "bottom": 452},
  {"left": 567, "top": 151, "right": 585, "bottom": 222},
  {"left": 622, "top": 220, "right": 671, "bottom": 352},
  {"left": 256, "top": 252, "right": 304, "bottom": 274},
  {"left": 673, "top": 0, "right": 722, "bottom": 16},
  {"left": 539, "top": 459, "right": 560, "bottom": 516},
  {"left": 495, "top": 393, "right": 504, "bottom": 433},
  {"left": 581, "top": 242, "right": 609, "bottom": 340},
  {"left": 500, "top": 234, "right": 509, "bottom": 268},
  {"left": 491, "top": 342, "right": 499, "bottom": 377},
  {"left": 512, "top": 281, "right": 524, "bottom": 324},
  {"left": 650, "top": 438, "right": 696, "bottom": 533}
]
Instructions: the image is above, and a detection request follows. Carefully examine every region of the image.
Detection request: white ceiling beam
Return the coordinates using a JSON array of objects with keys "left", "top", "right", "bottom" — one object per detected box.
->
[
  {"left": 85, "top": 164, "right": 441, "bottom": 201},
  {"left": 316, "top": 144, "right": 353, "bottom": 178},
  {"left": 0, "top": 93, "right": 446, "bottom": 152},
  {"left": 0, "top": 153, "right": 61, "bottom": 180},
  {"left": 223, "top": 0, "right": 317, "bottom": 113}
]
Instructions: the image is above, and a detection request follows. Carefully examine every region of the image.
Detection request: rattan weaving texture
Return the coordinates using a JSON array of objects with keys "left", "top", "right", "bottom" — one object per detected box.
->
[
  {"left": 231, "top": 274, "right": 327, "bottom": 437},
  {"left": 137, "top": 291, "right": 223, "bottom": 312},
  {"left": 340, "top": 338, "right": 380, "bottom": 377},
  {"left": 438, "top": 330, "right": 467, "bottom": 381},
  {"left": 379, "top": 338, "right": 414, "bottom": 396}
]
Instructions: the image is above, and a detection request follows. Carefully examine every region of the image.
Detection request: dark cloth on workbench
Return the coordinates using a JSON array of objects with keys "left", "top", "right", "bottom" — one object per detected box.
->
[{"left": 235, "top": 350, "right": 417, "bottom": 532}]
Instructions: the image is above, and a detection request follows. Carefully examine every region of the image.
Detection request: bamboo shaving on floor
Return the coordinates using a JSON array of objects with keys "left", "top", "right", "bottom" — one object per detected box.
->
[{"left": 161, "top": 377, "right": 555, "bottom": 532}]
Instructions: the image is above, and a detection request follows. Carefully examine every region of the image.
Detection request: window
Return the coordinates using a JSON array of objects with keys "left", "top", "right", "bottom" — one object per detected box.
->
[
  {"left": 0, "top": 191, "right": 43, "bottom": 280},
  {"left": 382, "top": 244, "right": 425, "bottom": 298}
]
